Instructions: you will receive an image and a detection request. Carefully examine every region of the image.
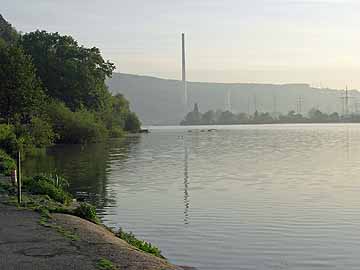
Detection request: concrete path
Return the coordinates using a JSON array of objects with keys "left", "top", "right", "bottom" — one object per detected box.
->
[
  {"left": 0, "top": 203, "right": 97, "bottom": 270},
  {"left": 0, "top": 203, "right": 194, "bottom": 270}
]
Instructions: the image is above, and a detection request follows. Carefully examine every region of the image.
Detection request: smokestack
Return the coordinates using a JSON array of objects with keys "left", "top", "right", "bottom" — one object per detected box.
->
[
  {"left": 182, "top": 33, "right": 186, "bottom": 82},
  {"left": 182, "top": 33, "right": 188, "bottom": 108}
]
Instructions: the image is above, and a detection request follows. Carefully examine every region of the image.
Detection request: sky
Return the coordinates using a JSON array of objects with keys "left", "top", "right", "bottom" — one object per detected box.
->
[{"left": 2, "top": 0, "right": 360, "bottom": 89}]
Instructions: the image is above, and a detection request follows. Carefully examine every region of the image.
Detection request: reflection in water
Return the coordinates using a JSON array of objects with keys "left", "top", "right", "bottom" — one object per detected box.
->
[
  {"left": 184, "top": 139, "right": 189, "bottom": 225},
  {"left": 23, "top": 136, "right": 141, "bottom": 208},
  {"left": 346, "top": 127, "right": 350, "bottom": 160}
]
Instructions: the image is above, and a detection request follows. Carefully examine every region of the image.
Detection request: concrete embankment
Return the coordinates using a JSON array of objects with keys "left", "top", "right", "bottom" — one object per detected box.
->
[{"left": 0, "top": 203, "right": 194, "bottom": 270}]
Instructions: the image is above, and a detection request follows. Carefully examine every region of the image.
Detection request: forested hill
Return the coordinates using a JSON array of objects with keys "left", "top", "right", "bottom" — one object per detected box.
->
[{"left": 107, "top": 73, "right": 360, "bottom": 125}]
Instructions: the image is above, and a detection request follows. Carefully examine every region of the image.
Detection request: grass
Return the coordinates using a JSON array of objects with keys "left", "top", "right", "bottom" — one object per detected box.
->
[
  {"left": 115, "top": 228, "right": 164, "bottom": 258},
  {"left": 73, "top": 202, "right": 100, "bottom": 224},
  {"left": 23, "top": 174, "right": 71, "bottom": 204},
  {"left": 96, "top": 258, "right": 116, "bottom": 270},
  {"left": 37, "top": 205, "right": 80, "bottom": 241}
]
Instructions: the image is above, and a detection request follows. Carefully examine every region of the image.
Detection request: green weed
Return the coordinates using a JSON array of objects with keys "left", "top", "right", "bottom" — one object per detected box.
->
[
  {"left": 116, "top": 228, "right": 164, "bottom": 259},
  {"left": 96, "top": 258, "right": 116, "bottom": 270}
]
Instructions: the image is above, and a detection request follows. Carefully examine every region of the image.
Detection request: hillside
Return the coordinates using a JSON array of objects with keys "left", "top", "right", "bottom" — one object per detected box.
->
[{"left": 107, "top": 73, "right": 360, "bottom": 125}]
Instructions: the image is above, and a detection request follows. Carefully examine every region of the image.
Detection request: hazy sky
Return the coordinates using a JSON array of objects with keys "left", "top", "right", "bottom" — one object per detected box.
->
[{"left": 2, "top": 0, "right": 360, "bottom": 88}]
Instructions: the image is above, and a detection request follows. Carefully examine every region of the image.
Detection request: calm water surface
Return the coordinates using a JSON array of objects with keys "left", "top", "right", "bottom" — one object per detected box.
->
[{"left": 24, "top": 124, "right": 360, "bottom": 270}]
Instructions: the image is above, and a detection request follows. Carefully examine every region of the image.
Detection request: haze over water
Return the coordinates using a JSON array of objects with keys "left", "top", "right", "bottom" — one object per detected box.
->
[{"left": 25, "top": 124, "right": 360, "bottom": 270}]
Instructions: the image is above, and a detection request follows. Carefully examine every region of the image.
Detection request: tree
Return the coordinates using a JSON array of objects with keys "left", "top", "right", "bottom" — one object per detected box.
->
[
  {"left": 21, "top": 31, "right": 115, "bottom": 111},
  {"left": 100, "top": 93, "right": 140, "bottom": 134},
  {"left": 0, "top": 14, "right": 19, "bottom": 45},
  {"left": 237, "top": 113, "right": 249, "bottom": 124},
  {"left": 218, "top": 111, "right": 236, "bottom": 124},
  {"left": 308, "top": 108, "right": 327, "bottom": 122},
  {"left": 182, "top": 103, "right": 202, "bottom": 125},
  {"left": 124, "top": 112, "right": 141, "bottom": 133},
  {"left": 0, "top": 44, "right": 44, "bottom": 124},
  {"left": 202, "top": 110, "right": 215, "bottom": 124}
]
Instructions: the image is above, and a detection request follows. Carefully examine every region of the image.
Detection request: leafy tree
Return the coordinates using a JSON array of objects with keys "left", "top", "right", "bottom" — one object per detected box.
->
[
  {"left": 182, "top": 103, "right": 202, "bottom": 125},
  {"left": 202, "top": 110, "right": 215, "bottom": 124},
  {"left": 218, "top": 110, "right": 236, "bottom": 124},
  {"left": 124, "top": 112, "right": 141, "bottom": 132},
  {"left": 0, "top": 43, "right": 44, "bottom": 124},
  {"left": 237, "top": 113, "right": 249, "bottom": 124},
  {"left": 45, "top": 100, "right": 108, "bottom": 144},
  {"left": 21, "top": 31, "right": 115, "bottom": 111},
  {"left": 0, "top": 14, "right": 19, "bottom": 45},
  {"left": 0, "top": 124, "right": 19, "bottom": 157}
]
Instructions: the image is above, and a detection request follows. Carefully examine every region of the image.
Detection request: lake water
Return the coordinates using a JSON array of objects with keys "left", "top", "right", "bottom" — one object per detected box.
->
[{"left": 24, "top": 124, "right": 360, "bottom": 270}]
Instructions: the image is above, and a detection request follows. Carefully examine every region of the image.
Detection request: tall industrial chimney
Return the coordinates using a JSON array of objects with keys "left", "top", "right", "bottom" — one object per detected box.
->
[{"left": 182, "top": 33, "right": 188, "bottom": 109}]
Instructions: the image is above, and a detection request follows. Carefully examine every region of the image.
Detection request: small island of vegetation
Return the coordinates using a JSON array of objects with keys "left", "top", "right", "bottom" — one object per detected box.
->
[{"left": 181, "top": 103, "right": 359, "bottom": 125}]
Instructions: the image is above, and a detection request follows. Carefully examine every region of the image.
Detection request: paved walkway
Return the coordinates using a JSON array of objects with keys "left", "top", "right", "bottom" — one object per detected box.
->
[
  {"left": 0, "top": 204, "right": 97, "bottom": 270},
  {"left": 0, "top": 203, "right": 193, "bottom": 270}
]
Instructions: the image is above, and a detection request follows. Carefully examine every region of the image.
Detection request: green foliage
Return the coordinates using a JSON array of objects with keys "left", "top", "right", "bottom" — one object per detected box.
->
[
  {"left": 0, "top": 16, "right": 141, "bottom": 147},
  {"left": 116, "top": 228, "right": 164, "bottom": 258},
  {"left": 100, "top": 93, "right": 140, "bottom": 135},
  {"left": 124, "top": 112, "right": 141, "bottom": 133},
  {"left": 21, "top": 30, "right": 115, "bottom": 111},
  {"left": 0, "top": 14, "right": 19, "bottom": 45},
  {"left": 24, "top": 174, "right": 71, "bottom": 204},
  {"left": 0, "top": 119, "right": 55, "bottom": 161},
  {"left": 0, "top": 124, "right": 18, "bottom": 157},
  {"left": 97, "top": 258, "right": 116, "bottom": 270},
  {"left": 0, "top": 43, "right": 44, "bottom": 124},
  {"left": 46, "top": 101, "right": 108, "bottom": 143},
  {"left": 109, "top": 127, "right": 125, "bottom": 138},
  {"left": 0, "top": 181, "right": 13, "bottom": 194},
  {"left": 0, "top": 149, "right": 16, "bottom": 175},
  {"left": 27, "top": 117, "right": 56, "bottom": 148},
  {"left": 74, "top": 202, "right": 100, "bottom": 224}
]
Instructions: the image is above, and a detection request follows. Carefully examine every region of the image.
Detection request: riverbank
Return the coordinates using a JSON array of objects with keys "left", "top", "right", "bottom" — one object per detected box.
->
[
  {"left": 0, "top": 177, "right": 194, "bottom": 270},
  {"left": 0, "top": 203, "right": 190, "bottom": 270}
]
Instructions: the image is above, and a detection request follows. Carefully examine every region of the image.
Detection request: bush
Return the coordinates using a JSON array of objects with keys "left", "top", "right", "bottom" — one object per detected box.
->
[
  {"left": 0, "top": 124, "right": 18, "bottom": 157},
  {"left": 0, "top": 149, "right": 16, "bottom": 175},
  {"left": 124, "top": 112, "right": 141, "bottom": 133},
  {"left": 24, "top": 174, "right": 71, "bottom": 204},
  {"left": 116, "top": 228, "right": 164, "bottom": 258},
  {"left": 0, "top": 120, "right": 53, "bottom": 160},
  {"left": 28, "top": 117, "right": 56, "bottom": 148},
  {"left": 109, "top": 126, "right": 124, "bottom": 138},
  {"left": 73, "top": 202, "right": 100, "bottom": 224},
  {"left": 46, "top": 101, "right": 108, "bottom": 144}
]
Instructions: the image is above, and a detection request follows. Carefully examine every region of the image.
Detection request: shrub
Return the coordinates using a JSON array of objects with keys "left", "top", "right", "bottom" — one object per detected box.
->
[
  {"left": 97, "top": 258, "right": 115, "bottom": 270},
  {"left": 27, "top": 116, "right": 55, "bottom": 148},
  {"left": 124, "top": 112, "right": 141, "bottom": 133},
  {"left": 109, "top": 126, "right": 124, "bottom": 138},
  {"left": 0, "top": 124, "right": 18, "bottom": 157},
  {"left": 74, "top": 202, "right": 100, "bottom": 224},
  {"left": 25, "top": 174, "right": 71, "bottom": 204},
  {"left": 116, "top": 228, "right": 164, "bottom": 258},
  {"left": 0, "top": 149, "right": 16, "bottom": 175},
  {"left": 46, "top": 101, "right": 108, "bottom": 144}
]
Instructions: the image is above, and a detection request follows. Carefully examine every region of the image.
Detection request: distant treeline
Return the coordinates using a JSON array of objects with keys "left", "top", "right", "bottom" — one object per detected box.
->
[
  {"left": 181, "top": 103, "right": 359, "bottom": 125},
  {"left": 0, "top": 14, "right": 140, "bottom": 164}
]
